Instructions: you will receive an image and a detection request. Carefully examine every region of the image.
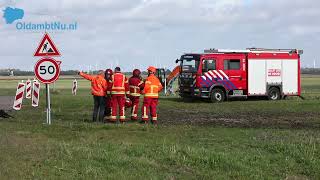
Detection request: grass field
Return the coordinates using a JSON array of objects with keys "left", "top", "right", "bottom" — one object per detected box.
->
[{"left": 0, "top": 75, "right": 320, "bottom": 179}]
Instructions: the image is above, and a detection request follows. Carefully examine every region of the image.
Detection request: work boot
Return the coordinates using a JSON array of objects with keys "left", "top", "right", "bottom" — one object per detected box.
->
[
  {"left": 139, "top": 120, "right": 148, "bottom": 124},
  {"left": 131, "top": 117, "right": 138, "bottom": 121},
  {"left": 104, "top": 116, "right": 111, "bottom": 123},
  {"left": 152, "top": 120, "right": 158, "bottom": 126},
  {"left": 108, "top": 119, "right": 117, "bottom": 123}
]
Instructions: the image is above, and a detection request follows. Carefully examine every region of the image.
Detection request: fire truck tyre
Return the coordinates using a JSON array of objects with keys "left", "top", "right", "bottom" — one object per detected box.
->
[
  {"left": 268, "top": 87, "right": 281, "bottom": 101},
  {"left": 210, "top": 89, "right": 225, "bottom": 103}
]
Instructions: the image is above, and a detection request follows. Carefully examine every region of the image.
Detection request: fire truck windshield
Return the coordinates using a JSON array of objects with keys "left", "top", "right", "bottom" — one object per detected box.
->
[{"left": 181, "top": 55, "right": 199, "bottom": 72}]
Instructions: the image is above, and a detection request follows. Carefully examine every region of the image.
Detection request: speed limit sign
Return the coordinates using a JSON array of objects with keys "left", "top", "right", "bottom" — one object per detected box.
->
[{"left": 34, "top": 58, "right": 61, "bottom": 84}]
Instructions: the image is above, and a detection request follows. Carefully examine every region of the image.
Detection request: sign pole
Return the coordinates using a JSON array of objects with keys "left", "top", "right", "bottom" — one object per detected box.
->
[
  {"left": 46, "top": 84, "right": 51, "bottom": 125},
  {"left": 46, "top": 84, "right": 48, "bottom": 124},
  {"left": 48, "top": 84, "right": 51, "bottom": 125}
]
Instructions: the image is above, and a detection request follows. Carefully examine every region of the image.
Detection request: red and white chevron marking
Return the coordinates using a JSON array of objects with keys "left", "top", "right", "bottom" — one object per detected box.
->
[
  {"left": 25, "top": 79, "right": 32, "bottom": 99},
  {"left": 32, "top": 80, "right": 41, "bottom": 107},
  {"left": 72, "top": 79, "right": 78, "bottom": 95},
  {"left": 201, "top": 70, "right": 229, "bottom": 80},
  {"left": 192, "top": 75, "right": 197, "bottom": 86},
  {"left": 13, "top": 82, "right": 26, "bottom": 111}
]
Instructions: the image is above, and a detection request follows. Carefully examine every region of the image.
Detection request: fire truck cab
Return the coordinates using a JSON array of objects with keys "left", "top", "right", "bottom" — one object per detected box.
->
[{"left": 176, "top": 48, "right": 303, "bottom": 102}]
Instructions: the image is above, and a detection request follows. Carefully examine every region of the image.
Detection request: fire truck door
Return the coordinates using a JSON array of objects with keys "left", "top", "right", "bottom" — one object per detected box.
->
[{"left": 222, "top": 55, "right": 247, "bottom": 92}]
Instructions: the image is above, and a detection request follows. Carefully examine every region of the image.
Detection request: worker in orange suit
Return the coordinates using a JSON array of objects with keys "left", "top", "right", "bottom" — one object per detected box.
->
[
  {"left": 78, "top": 70, "right": 108, "bottom": 122},
  {"left": 128, "top": 69, "right": 143, "bottom": 121},
  {"left": 141, "top": 66, "right": 163, "bottom": 125},
  {"left": 104, "top": 69, "right": 113, "bottom": 121},
  {"left": 109, "top": 67, "right": 129, "bottom": 123}
]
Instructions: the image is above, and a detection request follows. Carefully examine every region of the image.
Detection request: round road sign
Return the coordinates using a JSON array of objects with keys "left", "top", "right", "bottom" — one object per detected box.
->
[{"left": 34, "top": 58, "right": 61, "bottom": 84}]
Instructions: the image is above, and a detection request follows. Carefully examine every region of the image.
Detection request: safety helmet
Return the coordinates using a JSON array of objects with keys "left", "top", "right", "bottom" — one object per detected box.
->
[
  {"left": 147, "top": 66, "right": 157, "bottom": 73},
  {"left": 105, "top": 69, "right": 113, "bottom": 75},
  {"left": 105, "top": 69, "right": 113, "bottom": 80},
  {"left": 125, "top": 98, "right": 133, "bottom": 108},
  {"left": 133, "top": 69, "right": 141, "bottom": 77}
]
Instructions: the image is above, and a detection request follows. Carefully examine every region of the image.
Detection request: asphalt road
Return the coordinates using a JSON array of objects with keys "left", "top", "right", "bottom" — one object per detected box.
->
[{"left": 0, "top": 96, "right": 13, "bottom": 111}]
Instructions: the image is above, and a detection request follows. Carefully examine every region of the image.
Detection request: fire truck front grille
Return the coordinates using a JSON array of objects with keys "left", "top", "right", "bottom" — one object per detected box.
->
[{"left": 180, "top": 78, "right": 194, "bottom": 86}]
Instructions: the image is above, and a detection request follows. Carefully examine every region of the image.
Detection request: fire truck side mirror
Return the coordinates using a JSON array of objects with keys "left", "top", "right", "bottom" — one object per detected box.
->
[{"left": 175, "top": 59, "right": 179, "bottom": 63}]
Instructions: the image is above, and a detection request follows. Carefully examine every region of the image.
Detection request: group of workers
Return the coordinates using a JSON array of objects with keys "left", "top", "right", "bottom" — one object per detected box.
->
[{"left": 78, "top": 66, "right": 163, "bottom": 125}]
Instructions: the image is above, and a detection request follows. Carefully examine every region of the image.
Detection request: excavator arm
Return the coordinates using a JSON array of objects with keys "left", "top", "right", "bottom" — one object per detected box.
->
[
  {"left": 156, "top": 66, "right": 181, "bottom": 95},
  {"left": 166, "top": 66, "right": 181, "bottom": 86},
  {"left": 165, "top": 66, "right": 181, "bottom": 95}
]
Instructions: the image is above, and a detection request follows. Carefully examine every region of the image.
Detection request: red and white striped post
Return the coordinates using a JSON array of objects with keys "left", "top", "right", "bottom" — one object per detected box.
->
[
  {"left": 13, "top": 81, "right": 26, "bottom": 111},
  {"left": 25, "top": 79, "right": 32, "bottom": 99},
  {"left": 32, "top": 80, "right": 41, "bottom": 107},
  {"left": 72, "top": 79, "right": 77, "bottom": 95}
]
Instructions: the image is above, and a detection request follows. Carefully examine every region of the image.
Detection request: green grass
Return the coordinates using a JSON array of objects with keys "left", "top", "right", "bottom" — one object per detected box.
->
[{"left": 0, "top": 75, "right": 320, "bottom": 179}]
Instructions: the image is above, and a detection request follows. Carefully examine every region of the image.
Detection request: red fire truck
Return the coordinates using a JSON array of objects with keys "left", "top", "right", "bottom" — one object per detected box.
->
[{"left": 175, "top": 48, "right": 303, "bottom": 102}]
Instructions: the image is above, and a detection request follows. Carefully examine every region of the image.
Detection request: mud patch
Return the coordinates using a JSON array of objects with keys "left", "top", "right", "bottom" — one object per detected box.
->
[{"left": 160, "top": 109, "right": 320, "bottom": 129}]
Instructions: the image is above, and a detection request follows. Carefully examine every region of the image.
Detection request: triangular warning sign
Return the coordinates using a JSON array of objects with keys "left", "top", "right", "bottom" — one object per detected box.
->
[{"left": 34, "top": 33, "right": 61, "bottom": 57}]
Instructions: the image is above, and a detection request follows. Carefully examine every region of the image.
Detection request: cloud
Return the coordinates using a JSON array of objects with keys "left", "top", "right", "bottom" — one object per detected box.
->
[{"left": 0, "top": 0, "right": 320, "bottom": 70}]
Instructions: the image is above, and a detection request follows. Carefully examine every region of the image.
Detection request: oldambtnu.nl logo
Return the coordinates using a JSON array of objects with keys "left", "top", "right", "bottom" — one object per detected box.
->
[{"left": 2, "top": 6, "right": 78, "bottom": 31}]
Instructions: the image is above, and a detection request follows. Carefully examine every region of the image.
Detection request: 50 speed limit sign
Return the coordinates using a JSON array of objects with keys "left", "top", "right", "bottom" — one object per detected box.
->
[{"left": 34, "top": 58, "right": 61, "bottom": 84}]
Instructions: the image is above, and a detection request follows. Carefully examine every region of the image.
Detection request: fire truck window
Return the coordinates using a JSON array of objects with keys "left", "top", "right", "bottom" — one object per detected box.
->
[
  {"left": 202, "top": 60, "right": 216, "bottom": 72},
  {"left": 224, "top": 59, "right": 240, "bottom": 70}
]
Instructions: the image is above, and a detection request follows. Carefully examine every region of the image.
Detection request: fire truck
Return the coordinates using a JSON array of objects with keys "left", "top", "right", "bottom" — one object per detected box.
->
[{"left": 175, "top": 48, "right": 303, "bottom": 102}]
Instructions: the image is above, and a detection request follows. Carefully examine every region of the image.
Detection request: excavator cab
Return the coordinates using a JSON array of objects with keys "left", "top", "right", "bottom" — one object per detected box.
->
[{"left": 156, "top": 68, "right": 166, "bottom": 86}]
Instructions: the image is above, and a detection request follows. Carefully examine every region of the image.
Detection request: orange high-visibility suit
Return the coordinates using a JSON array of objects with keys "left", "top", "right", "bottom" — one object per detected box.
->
[
  {"left": 109, "top": 72, "right": 129, "bottom": 122},
  {"left": 79, "top": 72, "right": 107, "bottom": 97},
  {"left": 141, "top": 67, "right": 163, "bottom": 123},
  {"left": 128, "top": 69, "right": 143, "bottom": 120}
]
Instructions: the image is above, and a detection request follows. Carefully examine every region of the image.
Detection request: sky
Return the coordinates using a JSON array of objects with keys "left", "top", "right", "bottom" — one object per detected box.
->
[{"left": 0, "top": 0, "right": 319, "bottom": 71}]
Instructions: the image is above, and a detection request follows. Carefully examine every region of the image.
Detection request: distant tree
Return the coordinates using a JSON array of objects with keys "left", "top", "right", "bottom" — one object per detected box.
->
[
  {"left": 3, "top": 68, "right": 317, "bottom": 76},
  {"left": 301, "top": 68, "right": 320, "bottom": 75}
]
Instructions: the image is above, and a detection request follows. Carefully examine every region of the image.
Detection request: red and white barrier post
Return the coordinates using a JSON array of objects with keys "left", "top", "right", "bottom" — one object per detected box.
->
[
  {"left": 32, "top": 80, "right": 41, "bottom": 107},
  {"left": 13, "top": 81, "right": 26, "bottom": 111},
  {"left": 25, "top": 79, "right": 32, "bottom": 99},
  {"left": 72, "top": 79, "right": 77, "bottom": 95}
]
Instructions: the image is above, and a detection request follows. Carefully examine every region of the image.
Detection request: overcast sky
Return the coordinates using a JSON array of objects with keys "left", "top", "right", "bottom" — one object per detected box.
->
[{"left": 0, "top": 0, "right": 319, "bottom": 71}]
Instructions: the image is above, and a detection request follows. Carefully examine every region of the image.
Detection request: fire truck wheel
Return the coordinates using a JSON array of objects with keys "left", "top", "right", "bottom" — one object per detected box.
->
[
  {"left": 268, "top": 87, "right": 281, "bottom": 101},
  {"left": 210, "top": 89, "right": 225, "bottom": 103}
]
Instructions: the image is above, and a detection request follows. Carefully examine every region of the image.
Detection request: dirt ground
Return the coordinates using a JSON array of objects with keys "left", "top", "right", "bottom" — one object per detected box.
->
[
  {"left": 165, "top": 114, "right": 320, "bottom": 129},
  {"left": 0, "top": 96, "right": 13, "bottom": 111},
  {"left": 160, "top": 106, "right": 320, "bottom": 129}
]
